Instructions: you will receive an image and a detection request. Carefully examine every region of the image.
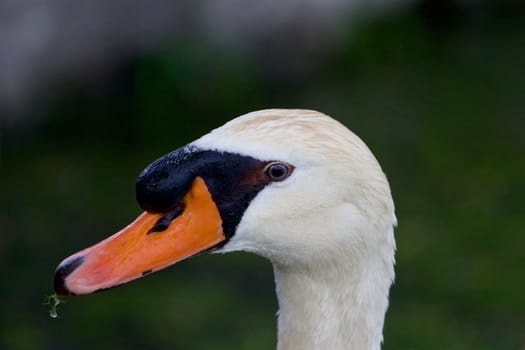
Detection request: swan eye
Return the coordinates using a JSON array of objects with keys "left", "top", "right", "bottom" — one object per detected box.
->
[{"left": 264, "top": 162, "right": 291, "bottom": 181}]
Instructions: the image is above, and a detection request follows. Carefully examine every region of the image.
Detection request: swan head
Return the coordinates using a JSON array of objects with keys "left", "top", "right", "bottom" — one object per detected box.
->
[
  {"left": 195, "top": 110, "right": 395, "bottom": 268},
  {"left": 54, "top": 109, "right": 395, "bottom": 295}
]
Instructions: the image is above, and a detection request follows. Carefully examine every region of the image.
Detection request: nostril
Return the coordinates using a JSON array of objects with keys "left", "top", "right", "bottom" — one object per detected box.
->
[{"left": 54, "top": 255, "right": 85, "bottom": 296}]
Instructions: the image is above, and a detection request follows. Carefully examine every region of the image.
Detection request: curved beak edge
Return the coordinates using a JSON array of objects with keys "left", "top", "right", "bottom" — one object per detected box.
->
[{"left": 54, "top": 177, "right": 224, "bottom": 296}]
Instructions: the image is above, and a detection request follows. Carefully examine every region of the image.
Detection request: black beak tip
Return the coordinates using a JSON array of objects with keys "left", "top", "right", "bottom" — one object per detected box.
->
[{"left": 53, "top": 255, "right": 85, "bottom": 296}]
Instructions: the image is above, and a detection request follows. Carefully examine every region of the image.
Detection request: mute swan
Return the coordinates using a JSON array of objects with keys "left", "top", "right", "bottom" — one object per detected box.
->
[{"left": 54, "top": 109, "right": 396, "bottom": 350}]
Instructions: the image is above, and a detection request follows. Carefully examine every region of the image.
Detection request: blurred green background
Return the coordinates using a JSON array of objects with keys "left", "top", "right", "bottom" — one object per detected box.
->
[{"left": 1, "top": 1, "right": 524, "bottom": 349}]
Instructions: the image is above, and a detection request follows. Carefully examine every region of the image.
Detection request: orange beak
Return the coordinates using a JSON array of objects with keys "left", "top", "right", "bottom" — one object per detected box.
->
[{"left": 54, "top": 177, "right": 224, "bottom": 296}]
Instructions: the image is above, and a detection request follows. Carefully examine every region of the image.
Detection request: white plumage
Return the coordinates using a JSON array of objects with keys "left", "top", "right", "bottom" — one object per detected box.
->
[{"left": 196, "top": 109, "right": 396, "bottom": 350}]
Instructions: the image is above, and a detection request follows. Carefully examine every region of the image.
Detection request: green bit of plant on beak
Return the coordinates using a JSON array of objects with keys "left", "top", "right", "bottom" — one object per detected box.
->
[{"left": 44, "top": 293, "right": 66, "bottom": 318}]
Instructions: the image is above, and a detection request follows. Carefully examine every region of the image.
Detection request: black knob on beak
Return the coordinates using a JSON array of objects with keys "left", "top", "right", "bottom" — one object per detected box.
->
[{"left": 136, "top": 146, "right": 199, "bottom": 213}]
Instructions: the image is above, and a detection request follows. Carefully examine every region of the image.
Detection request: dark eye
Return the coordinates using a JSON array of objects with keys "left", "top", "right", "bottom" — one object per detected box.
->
[{"left": 264, "top": 162, "right": 291, "bottom": 181}]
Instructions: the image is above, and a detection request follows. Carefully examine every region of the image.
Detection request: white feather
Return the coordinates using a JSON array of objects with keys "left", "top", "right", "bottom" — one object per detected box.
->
[{"left": 194, "top": 109, "right": 396, "bottom": 350}]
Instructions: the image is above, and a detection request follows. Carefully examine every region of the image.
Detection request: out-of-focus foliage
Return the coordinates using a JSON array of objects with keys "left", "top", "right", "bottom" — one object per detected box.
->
[
  {"left": 0, "top": 0, "right": 405, "bottom": 117},
  {"left": 1, "top": 3, "right": 524, "bottom": 350}
]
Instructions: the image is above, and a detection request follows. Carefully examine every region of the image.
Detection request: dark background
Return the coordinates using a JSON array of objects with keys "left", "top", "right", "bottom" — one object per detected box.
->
[{"left": 1, "top": 1, "right": 524, "bottom": 349}]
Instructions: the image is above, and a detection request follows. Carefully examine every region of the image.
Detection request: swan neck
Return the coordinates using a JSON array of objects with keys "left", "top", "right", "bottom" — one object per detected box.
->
[{"left": 274, "top": 260, "right": 392, "bottom": 350}]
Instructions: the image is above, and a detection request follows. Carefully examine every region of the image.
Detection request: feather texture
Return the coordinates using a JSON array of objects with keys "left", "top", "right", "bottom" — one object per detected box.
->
[{"left": 195, "top": 109, "right": 396, "bottom": 350}]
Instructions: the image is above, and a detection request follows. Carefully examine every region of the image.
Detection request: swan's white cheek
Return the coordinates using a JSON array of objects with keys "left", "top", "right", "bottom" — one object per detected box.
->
[{"left": 216, "top": 180, "right": 369, "bottom": 267}]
